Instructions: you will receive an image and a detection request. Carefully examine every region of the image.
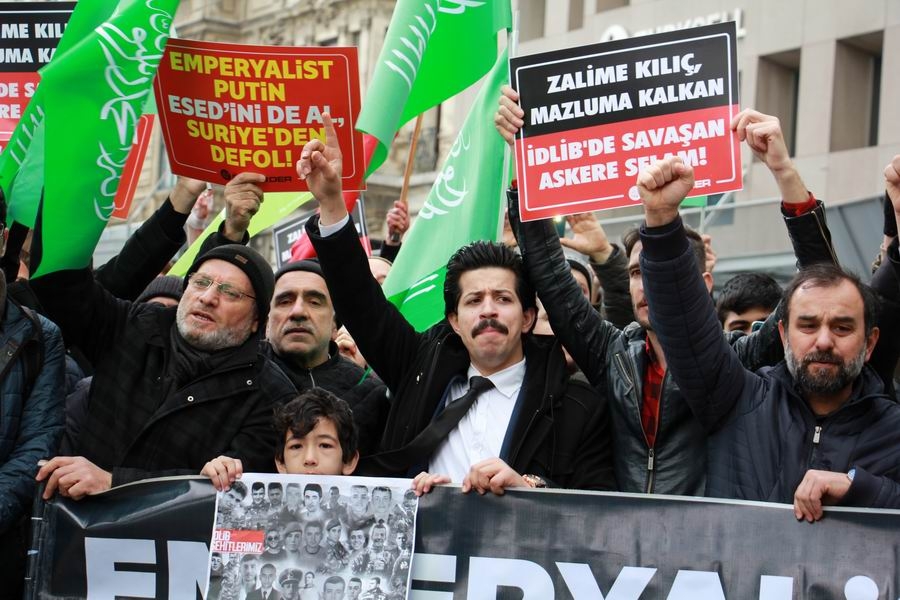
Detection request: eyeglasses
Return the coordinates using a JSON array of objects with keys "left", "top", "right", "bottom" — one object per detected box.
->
[{"left": 188, "top": 273, "right": 255, "bottom": 302}]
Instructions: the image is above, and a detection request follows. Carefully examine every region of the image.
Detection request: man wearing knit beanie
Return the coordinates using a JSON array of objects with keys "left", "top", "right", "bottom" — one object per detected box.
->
[{"left": 32, "top": 236, "right": 296, "bottom": 500}]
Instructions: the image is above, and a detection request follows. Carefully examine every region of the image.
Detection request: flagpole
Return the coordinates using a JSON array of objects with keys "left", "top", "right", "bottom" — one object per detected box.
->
[
  {"left": 499, "top": 11, "right": 519, "bottom": 241},
  {"left": 393, "top": 114, "right": 424, "bottom": 242}
]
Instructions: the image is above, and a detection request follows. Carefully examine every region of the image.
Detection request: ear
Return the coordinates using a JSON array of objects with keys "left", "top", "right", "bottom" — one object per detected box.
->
[
  {"left": 447, "top": 312, "right": 459, "bottom": 334},
  {"left": 865, "top": 326, "right": 880, "bottom": 361},
  {"left": 342, "top": 451, "right": 360, "bottom": 475},
  {"left": 251, "top": 317, "right": 259, "bottom": 334},
  {"left": 330, "top": 317, "right": 338, "bottom": 340},
  {"left": 702, "top": 272, "right": 713, "bottom": 294},
  {"left": 275, "top": 459, "right": 287, "bottom": 474},
  {"left": 777, "top": 319, "right": 786, "bottom": 345},
  {"left": 522, "top": 306, "right": 537, "bottom": 333}
]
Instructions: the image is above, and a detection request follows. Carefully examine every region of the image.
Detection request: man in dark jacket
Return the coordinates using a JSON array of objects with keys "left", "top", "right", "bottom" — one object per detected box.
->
[
  {"left": 297, "top": 115, "right": 614, "bottom": 492},
  {"left": 637, "top": 154, "right": 900, "bottom": 520},
  {"left": 33, "top": 243, "right": 296, "bottom": 497}
]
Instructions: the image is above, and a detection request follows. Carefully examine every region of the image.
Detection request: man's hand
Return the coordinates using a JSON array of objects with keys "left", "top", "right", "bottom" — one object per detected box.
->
[
  {"left": 296, "top": 113, "right": 345, "bottom": 224},
  {"left": 385, "top": 201, "right": 410, "bottom": 246},
  {"left": 793, "top": 469, "right": 852, "bottom": 522},
  {"left": 731, "top": 108, "right": 807, "bottom": 204},
  {"left": 201, "top": 455, "right": 243, "bottom": 492},
  {"left": 223, "top": 172, "right": 265, "bottom": 241},
  {"left": 494, "top": 85, "right": 524, "bottom": 146},
  {"left": 411, "top": 471, "right": 451, "bottom": 496},
  {"left": 462, "top": 458, "right": 527, "bottom": 495},
  {"left": 884, "top": 155, "right": 900, "bottom": 213},
  {"left": 170, "top": 177, "right": 208, "bottom": 214},
  {"left": 335, "top": 326, "right": 367, "bottom": 369},
  {"left": 637, "top": 157, "right": 695, "bottom": 227},
  {"left": 560, "top": 212, "right": 614, "bottom": 263},
  {"left": 36, "top": 456, "right": 112, "bottom": 500}
]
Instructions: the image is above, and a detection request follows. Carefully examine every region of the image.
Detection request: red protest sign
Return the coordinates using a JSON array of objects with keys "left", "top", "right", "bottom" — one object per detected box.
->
[
  {"left": 510, "top": 22, "right": 741, "bottom": 221},
  {"left": 111, "top": 113, "right": 154, "bottom": 220},
  {"left": 154, "top": 40, "right": 365, "bottom": 192}
]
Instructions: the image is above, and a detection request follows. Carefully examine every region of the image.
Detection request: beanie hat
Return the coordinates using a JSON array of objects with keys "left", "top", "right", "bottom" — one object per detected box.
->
[
  {"left": 274, "top": 258, "right": 324, "bottom": 282},
  {"left": 185, "top": 244, "right": 275, "bottom": 323},
  {"left": 136, "top": 275, "right": 183, "bottom": 304}
]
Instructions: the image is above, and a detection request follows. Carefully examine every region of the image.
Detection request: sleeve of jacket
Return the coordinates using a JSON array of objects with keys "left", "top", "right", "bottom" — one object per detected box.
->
[
  {"left": 862, "top": 239, "right": 900, "bottom": 396},
  {"left": 640, "top": 217, "right": 764, "bottom": 432},
  {"left": 305, "top": 216, "right": 423, "bottom": 394},
  {"left": 841, "top": 467, "right": 900, "bottom": 509},
  {"left": 592, "top": 244, "right": 633, "bottom": 330},
  {"left": 350, "top": 380, "right": 391, "bottom": 457},
  {"left": 508, "top": 188, "right": 621, "bottom": 390},
  {"left": 30, "top": 268, "right": 132, "bottom": 364},
  {"left": 731, "top": 200, "right": 838, "bottom": 371},
  {"left": 0, "top": 316, "right": 65, "bottom": 532},
  {"left": 565, "top": 378, "right": 616, "bottom": 491},
  {"left": 93, "top": 199, "right": 189, "bottom": 300}
]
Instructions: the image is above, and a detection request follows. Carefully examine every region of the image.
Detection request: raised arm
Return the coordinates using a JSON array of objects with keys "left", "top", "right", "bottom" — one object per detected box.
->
[
  {"left": 299, "top": 115, "right": 423, "bottom": 392},
  {"left": 639, "top": 157, "right": 763, "bottom": 431}
]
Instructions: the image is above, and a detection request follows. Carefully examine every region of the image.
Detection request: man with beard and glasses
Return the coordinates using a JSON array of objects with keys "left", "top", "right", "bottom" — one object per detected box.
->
[
  {"left": 298, "top": 115, "right": 614, "bottom": 493},
  {"left": 33, "top": 244, "right": 296, "bottom": 496},
  {"left": 635, "top": 155, "right": 900, "bottom": 521}
]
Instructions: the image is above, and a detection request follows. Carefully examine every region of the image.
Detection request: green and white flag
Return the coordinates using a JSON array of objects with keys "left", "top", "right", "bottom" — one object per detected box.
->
[
  {"left": 383, "top": 48, "right": 511, "bottom": 331},
  {"left": 0, "top": 0, "right": 179, "bottom": 277},
  {"left": 356, "top": 0, "right": 511, "bottom": 175}
]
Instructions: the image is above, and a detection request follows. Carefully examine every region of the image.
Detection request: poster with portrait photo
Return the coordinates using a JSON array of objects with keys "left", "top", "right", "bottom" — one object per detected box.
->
[{"left": 208, "top": 474, "right": 416, "bottom": 600}]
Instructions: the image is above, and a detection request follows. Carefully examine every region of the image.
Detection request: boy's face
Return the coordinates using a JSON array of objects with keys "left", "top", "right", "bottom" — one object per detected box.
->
[{"left": 276, "top": 417, "right": 358, "bottom": 476}]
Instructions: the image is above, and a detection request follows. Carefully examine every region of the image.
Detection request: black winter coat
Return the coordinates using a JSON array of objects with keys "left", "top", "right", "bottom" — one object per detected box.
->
[{"left": 306, "top": 216, "right": 615, "bottom": 489}]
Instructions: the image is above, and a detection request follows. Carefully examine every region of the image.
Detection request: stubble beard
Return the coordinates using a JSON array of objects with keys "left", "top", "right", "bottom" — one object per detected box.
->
[{"left": 784, "top": 340, "right": 866, "bottom": 397}]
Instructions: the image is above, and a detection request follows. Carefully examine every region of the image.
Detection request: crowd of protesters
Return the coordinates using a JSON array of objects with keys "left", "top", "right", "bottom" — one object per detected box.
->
[{"left": 0, "top": 91, "right": 899, "bottom": 597}]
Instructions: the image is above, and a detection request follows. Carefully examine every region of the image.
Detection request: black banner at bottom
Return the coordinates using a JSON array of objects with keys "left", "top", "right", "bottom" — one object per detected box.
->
[{"left": 32, "top": 478, "right": 900, "bottom": 599}]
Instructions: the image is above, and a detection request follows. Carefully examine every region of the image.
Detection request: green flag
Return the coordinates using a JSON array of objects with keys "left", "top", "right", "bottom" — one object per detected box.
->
[
  {"left": 383, "top": 48, "right": 511, "bottom": 331},
  {"left": 0, "top": 0, "right": 125, "bottom": 226},
  {"left": 356, "top": 0, "right": 511, "bottom": 175},
  {"left": 26, "top": 0, "right": 180, "bottom": 277}
]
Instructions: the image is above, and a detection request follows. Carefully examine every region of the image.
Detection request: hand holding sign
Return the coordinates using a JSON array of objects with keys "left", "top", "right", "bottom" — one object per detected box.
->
[
  {"left": 494, "top": 84, "right": 524, "bottom": 146},
  {"left": 297, "top": 113, "right": 345, "bottom": 224},
  {"left": 223, "top": 172, "right": 265, "bottom": 241},
  {"left": 637, "top": 156, "right": 695, "bottom": 227}
]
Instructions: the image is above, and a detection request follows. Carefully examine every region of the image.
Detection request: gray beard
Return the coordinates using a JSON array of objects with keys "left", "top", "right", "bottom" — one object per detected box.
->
[
  {"left": 175, "top": 302, "right": 253, "bottom": 351},
  {"left": 784, "top": 340, "right": 866, "bottom": 397}
]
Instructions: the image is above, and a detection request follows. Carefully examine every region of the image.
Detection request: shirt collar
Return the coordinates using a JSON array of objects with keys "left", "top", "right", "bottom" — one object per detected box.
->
[{"left": 467, "top": 358, "right": 526, "bottom": 399}]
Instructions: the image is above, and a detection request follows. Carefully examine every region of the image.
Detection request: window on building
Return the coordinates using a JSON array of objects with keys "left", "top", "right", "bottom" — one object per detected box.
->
[
  {"left": 755, "top": 49, "right": 800, "bottom": 156},
  {"left": 569, "top": 0, "right": 584, "bottom": 30},
  {"left": 595, "top": 0, "right": 628, "bottom": 11},
  {"left": 518, "top": 0, "right": 546, "bottom": 42},
  {"left": 831, "top": 31, "right": 883, "bottom": 151}
]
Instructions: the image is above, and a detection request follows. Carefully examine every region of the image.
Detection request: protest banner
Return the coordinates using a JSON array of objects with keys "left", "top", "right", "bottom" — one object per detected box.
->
[
  {"left": 510, "top": 21, "right": 741, "bottom": 221},
  {"left": 32, "top": 477, "right": 900, "bottom": 599},
  {"left": 209, "top": 474, "right": 415, "bottom": 600},
  {"left": 154, "top": 39, "right": 365, "bottom": 193},
  {"left": 0, "top": 2, "right": 74, "bottom": 154}
]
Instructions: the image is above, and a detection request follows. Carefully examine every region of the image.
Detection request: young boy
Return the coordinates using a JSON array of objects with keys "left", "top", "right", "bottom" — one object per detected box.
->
[{"left": 202, "top": 388, "right": 360, "bottom": 490}]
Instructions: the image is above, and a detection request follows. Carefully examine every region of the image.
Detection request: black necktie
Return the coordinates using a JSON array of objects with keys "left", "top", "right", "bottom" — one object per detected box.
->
[{"left": 374, "top": 376, "right": 494, "bottom": 471}]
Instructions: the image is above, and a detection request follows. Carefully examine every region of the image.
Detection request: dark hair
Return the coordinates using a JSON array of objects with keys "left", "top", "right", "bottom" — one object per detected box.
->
[
  {"left": 304, "top": 483, "right": 322, "bottom": 497},
  {"left": 324, "top": 575, "right": 345, "bottom": 588},
  {"left": 268, "top": 482, "right": 283, "bottom": 492},
  {"left": 782, "top": 263, "right": 879, "bottom": 335},
  {"left": 372, "top": 486, "right": 391, "bottom": 499},
  {"left": 304, "top": 520, "right": 323, "bottom": 532},
  {"left": 623, "top": 225, "right": 706, "bottom": 273},
  {"left": 252, "top": 481, "right": 265, "bottom": 492},
  {"left": 716, "top": 272, "right": 782, "bottom": 324},
  {"left": 443, "top": 241, "right": 536, "bottom": 317},
  {"left": 350, "top": 577, "right": 362, "bottom": 585},
  {"left": 229, "top": 480, "right": 248, "bottom": 499},
  {"left": 274, "top": 388, "right": 358, "bottom": 464}
]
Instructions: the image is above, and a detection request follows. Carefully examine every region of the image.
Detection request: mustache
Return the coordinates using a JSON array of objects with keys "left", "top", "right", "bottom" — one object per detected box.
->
[
  {"left": 472, "top": 319, "right": 509, "bottom": 337},
  {"left": 802, "top": 351, "right": 841, "bottom": 366}
]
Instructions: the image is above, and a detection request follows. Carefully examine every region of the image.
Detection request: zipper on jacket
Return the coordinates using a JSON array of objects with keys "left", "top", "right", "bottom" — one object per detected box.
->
[
  {"left": 645, "top": 448, "right": 655, "bottom": 493},
  {"left": 806, "top": 424, "right": 823, "bottom": 468},
  {"left": 813, "top": 425, "right": 822, "bottom": 444}
]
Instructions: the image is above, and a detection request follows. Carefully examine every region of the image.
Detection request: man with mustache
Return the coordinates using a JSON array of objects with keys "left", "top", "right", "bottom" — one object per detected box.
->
[
  {"left": 636, "top": 155, "right": 900, "bottom": 519},
  {"left": 298, "top": 115, "right": 614, "bottom": 493}
]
